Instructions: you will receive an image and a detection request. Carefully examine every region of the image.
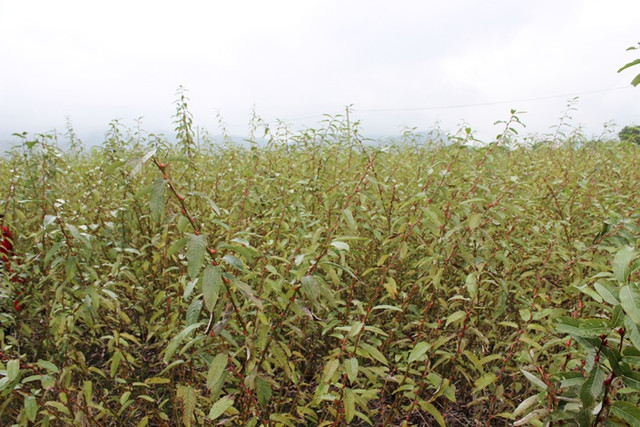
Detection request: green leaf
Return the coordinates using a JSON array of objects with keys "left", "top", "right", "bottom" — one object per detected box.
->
[
  {"left": 144, "top": 377, "right": 171, "bottom": 384},
  {"left": 208, "top": 395, "right": 234, "bottom": 420},
  {"left": 301, "top": 275, "right": 319, "bottom": 304},
  {"left": 178, "top": 215, "right": 192, "bottom": 233},
  {"left": 24, "top": 395, "right": 37, "bottom": 422},
  {"left": 624, "top": 316, "right": 640, "bottom": 349},
  {"left": 179, "top": 385, "right": 196, "bottom": 426},
  {"left": 65, "top": 256, "right": 78, "bottom": 282},
  {"left": 187, "top": 233, "right": 207, "bottom": 280},
  {"left": 330, "top": 240, "right": 350, "bottom": 251},
  {"left": 372, "top": 304, "right": 402, "bottom": 312},
  {"left": 110, "top": 351, "right": 123, "bottom": 378},
  {"left": 256, "top": 376, "right": 272, "bottom": 406},
  {"left": 202, "top": 265, "right": 222, "bottom": 312},
  {"left": 418, "top": 400, "right": 446, "bottom": 427},
  {"left": 610, "top": 401, "right": 640, "bottom": 425},
  {"left": 610, "top": 304, "right": 625, "bottom": 328},
  {"left": 183, "top": 278, "right": 198, "bottom": 301},
  {"left": 467, "top": 213, "right": 482, "bottom": 230},
  {"left": 83, "top": 380, "right": 93, "bottom": 404},
  {"left": 321, "top": 358, "right": 340, "bottom": 383},
  {"left": 120, "top": 391, "right": 131, "bottom": 405},
  {"left": 343, "top": 208, "right": 358, "bottom": 232},
  {"left": 128, "top": 148, "right": 156, "bottom": 178},
  {"left": 620, "top": 284, "right": 640, "bottom": 325},
  {"left": 222, "top": 254, "right": 244, "bottom": 271},
  {"left": 344, "top": 388, "right": 356, "bottom": 423},
  {"left": 345, "top": 358, "right": 358, "bottom": 384},
  {"left": 613, "top": 246, "right": 635, "bottom": 283},
  {"left": 45, "top": 401, "right": 70, "bottom": 416},
  {"left": 407, "top": 341, "right": 431, "bottom": 364},
  {"left": 7, "top": 359, "right": 20, "bottom": 382},
  {"left": 383, "top": 277, "right": 397, "bottom": 298},
  {"left": 185, "top": 298, "right": 203, "bottom": 326},
  {"left": 445, "top": 310, "right": 467, "bottom": 327},
  {"left": 360, "top": 342, "right": 388, "bottom": 366},
  {"left": 234, "top": 279, "right": 263, "bottom": 309},
  {"left": 41, "top": 375, "right": 55, "bottom": 389},
  {"left": 594, "top": 281, "right": 619, "bottom": 305},
  {"left": 473, "top": 373, "right": 497, "bottom": 394},
  {"left": 618, "top": 58, "right": 640, "bottom": 73},
  {"left": 164, "top": 322, "right": 204, "bottom": 363},
  {"left": 149, "top": 177, "right": 166, "bottom": 220},
  {"left": 206, "top": 353, "right": 227, "bottom": 390},
  {"left": 167, "top": 237, "right": 189, "bottom": 257},
  {"left": 190, "top": 191, "right": 221, "bottom": 216},
  {"left": 621, "top": 371, "right": 640, "bottom": 389},
  {"left": 556, "top": 317, "right": 610, "bottom": 337},
  {"left": 465, "top": 272, "right": 478, "bottom": 299},
  {"left": 520, "top": 369, "right": 547, "bottom": 391},
  {"left": 513, "top": 394, "right": 540, "bottom": 417},
  {"left": 580, "top": 365, "right": 605, "bottom": 408}
]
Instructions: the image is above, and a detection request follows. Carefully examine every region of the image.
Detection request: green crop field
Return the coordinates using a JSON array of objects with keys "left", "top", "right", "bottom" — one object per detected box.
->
[{"left": 1, "top": 107, "right": 640, "bottom": 426}]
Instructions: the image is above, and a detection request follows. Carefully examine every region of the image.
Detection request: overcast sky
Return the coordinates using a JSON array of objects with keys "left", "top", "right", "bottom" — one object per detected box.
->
[{"left": 1, "top": 0, "right": 638, "bottom": 148}]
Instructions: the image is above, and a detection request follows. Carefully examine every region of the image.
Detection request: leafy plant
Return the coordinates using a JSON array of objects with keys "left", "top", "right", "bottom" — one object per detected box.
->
[
  {"left": 619, "top": 125, "right": 640, "bottom": 145},
  {"left": 618, "top": 42, "right": 640, "bottom": 87},
  {"left": 1, "top": 99, "right": 639, "bottom": 426}
]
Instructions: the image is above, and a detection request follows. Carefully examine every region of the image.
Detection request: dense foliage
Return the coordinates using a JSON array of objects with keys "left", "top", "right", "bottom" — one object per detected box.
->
[
  {"left": 619, "top": 126, "right": 640, "bottom": 145},
  {"left": 1, "top": 113, "right": 640, "bottom": 426}
]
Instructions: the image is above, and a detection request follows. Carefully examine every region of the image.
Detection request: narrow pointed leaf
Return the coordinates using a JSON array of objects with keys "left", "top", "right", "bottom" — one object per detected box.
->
[
  {"left": 256, "top": 376, "right": 272, "bottom": 406},
  {"left": 164, "top": 322, "right": 204, "bottom": 363},
  {"left": 345, "top": 358, "right": 358, "bottom": 384},
  {"left": 202, "top": 265, "right": 222, "bottom": 312},
  {"left": 418, "top": 400, "right": 446, "bottom": 427},
  {"left": 620, "top": 284, "right": 640, "bottom": 325},
  {"left": 613, "top": 246, "right": 635, "bottom": 283},
  {"left": 520, "top": 369, "right": 547, "bottom": 391},
  {"left": 149, "top": 177, "right": 166, "bottom": 220},
  {"left": 187, "top": 233, "right": 207, "bottom": 280},
  {"left": 611, "top": 401, "right": 640, "bottom": 425},
  {"left": 580, "top": 365, "right": 605, "bottom": 408},
  {"left": 344, "top": 388, "right": 356, "bottom": 423},
  {"left": 7, "top": 359, "right": 20, "bottom": 382},
  {"left": 206, "top": 353, "right": 227, "bottom": 390},
  {"left": 407, "top": 341, "right": 431, "bottom": 364},
  {"left": 473, "top": 373, "right": 497, "bottom": 394},
  {"left": 208, "top": 396, "right": 234, "bottom": 420}
]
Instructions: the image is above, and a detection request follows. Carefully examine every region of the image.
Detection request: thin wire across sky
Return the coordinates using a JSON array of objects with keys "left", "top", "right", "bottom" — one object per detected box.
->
[{"left": 284, "top": 86, "right": 632, "bottom": 122}]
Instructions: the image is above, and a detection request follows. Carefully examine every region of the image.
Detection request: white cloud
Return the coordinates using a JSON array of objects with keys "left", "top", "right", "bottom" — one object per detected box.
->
[{"left": 1, "top": 0, "right": 639, "bottom": 147}]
